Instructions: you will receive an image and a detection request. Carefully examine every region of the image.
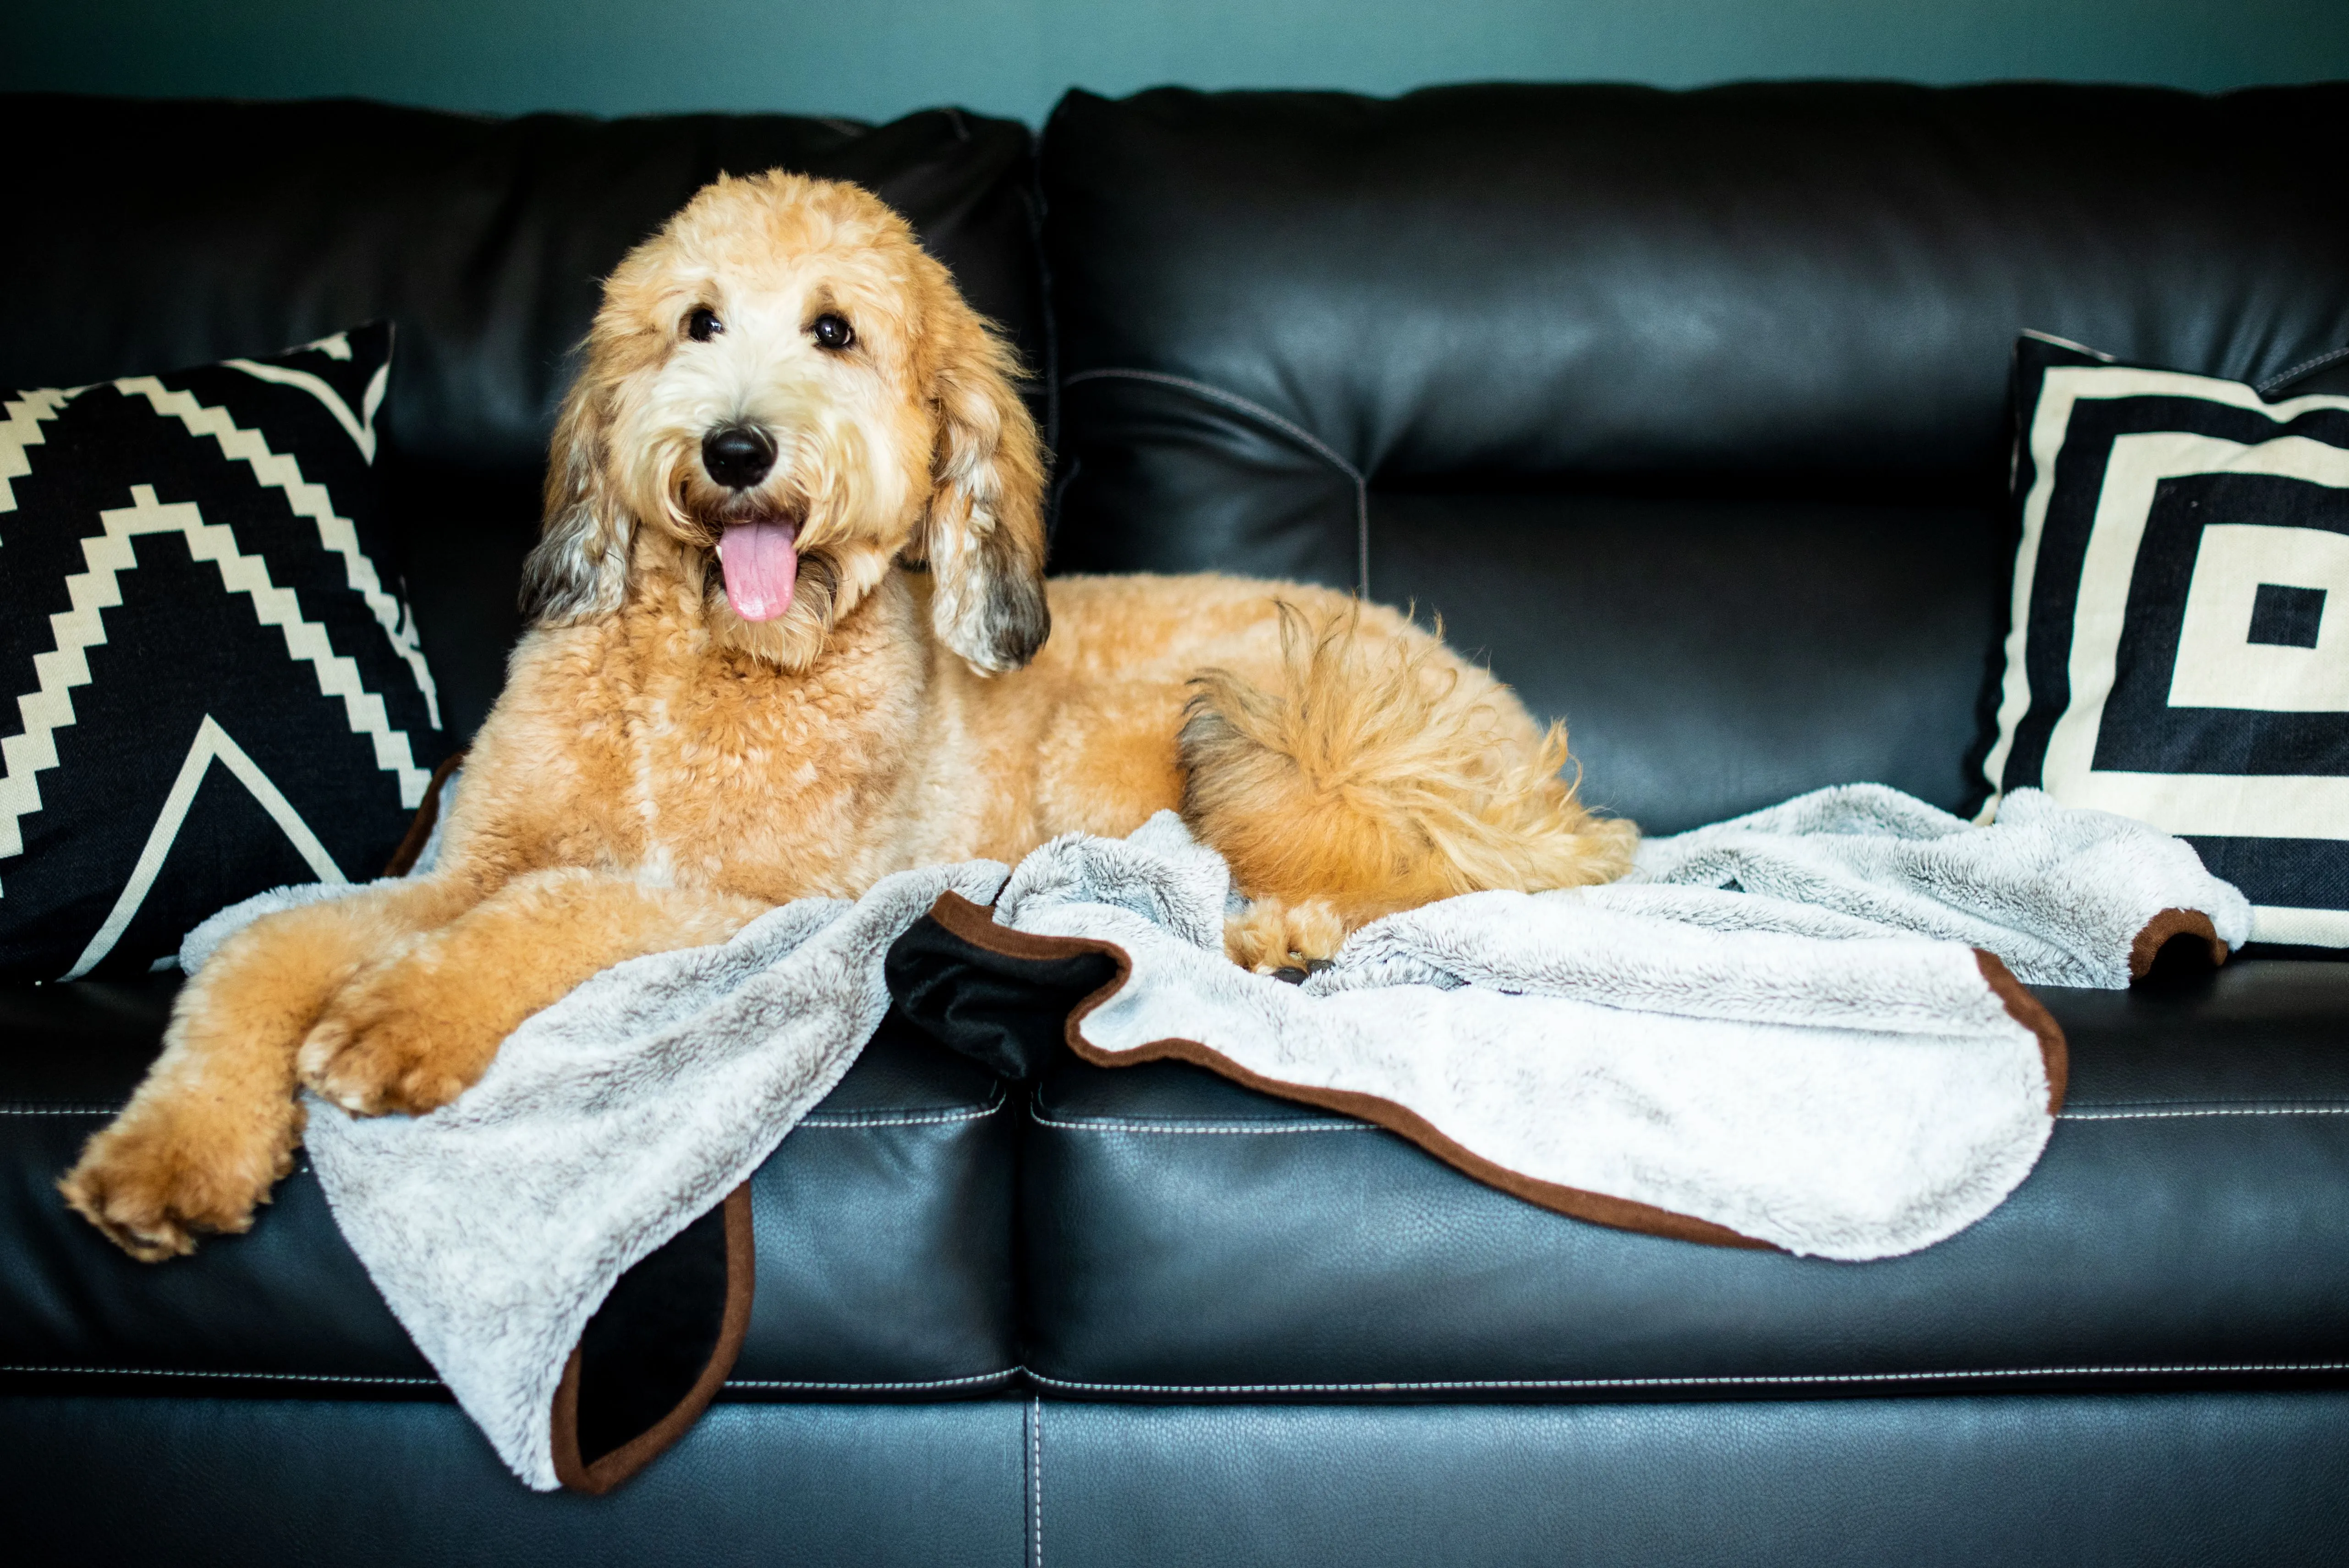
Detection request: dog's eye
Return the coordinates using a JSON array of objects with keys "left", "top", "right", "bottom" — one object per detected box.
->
[
  {"left": 811, "top": 313, "right": 855, "bottom": 351},
  {"left": 686, "top": 307, "right": 722, "bottom": 342}
]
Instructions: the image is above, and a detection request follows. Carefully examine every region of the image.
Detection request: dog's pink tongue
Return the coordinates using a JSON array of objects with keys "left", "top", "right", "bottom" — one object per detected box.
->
[{"left": 717, "top": 520, "right": 798, "bottom": 621}]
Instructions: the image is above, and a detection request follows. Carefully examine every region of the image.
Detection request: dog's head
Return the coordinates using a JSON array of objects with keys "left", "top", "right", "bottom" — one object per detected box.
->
[{"left": 521, "top": 172, "right": 1048, "bottom": 674}]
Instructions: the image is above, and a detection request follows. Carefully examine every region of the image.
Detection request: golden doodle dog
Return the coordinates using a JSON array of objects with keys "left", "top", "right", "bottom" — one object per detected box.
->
[{"left": 63, "top": 172, "right": 1635, "bottom": 1261}]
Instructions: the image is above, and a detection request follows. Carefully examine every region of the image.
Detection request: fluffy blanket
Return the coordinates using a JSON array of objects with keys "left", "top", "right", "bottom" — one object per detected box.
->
[{"left": 178, "top": 784, "right": 2246, "bottom": 1490}]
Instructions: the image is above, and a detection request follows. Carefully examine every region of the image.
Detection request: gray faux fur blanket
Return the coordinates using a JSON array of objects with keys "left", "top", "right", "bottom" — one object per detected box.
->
[{"left": 181, "top": 783, "right": 2247, "bottom": 1490}]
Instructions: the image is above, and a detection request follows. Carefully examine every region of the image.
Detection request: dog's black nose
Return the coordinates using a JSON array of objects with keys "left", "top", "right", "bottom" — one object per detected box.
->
[{"left": 701, "top": 424, "right": 776, "bottom": 490}]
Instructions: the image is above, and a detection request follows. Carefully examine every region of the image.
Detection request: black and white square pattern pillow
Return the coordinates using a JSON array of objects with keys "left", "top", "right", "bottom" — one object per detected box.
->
[
  {"left": 1981, "top": 332, "right": 2349, "bottom": 948},
  {"left": 0, "top": 323, "right": 443, "bottom": 980}
]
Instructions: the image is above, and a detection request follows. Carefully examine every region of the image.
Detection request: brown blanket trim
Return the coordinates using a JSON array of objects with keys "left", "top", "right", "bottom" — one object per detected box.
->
[
  {"left": 1972, "top": 949, "right": 2069, "bottom": 1114},
  {"left": 381, "top": 748, "right": 470, "bottom": 877},
  {"left": 549, "top": 1182, "right": 754, "bottom": 1496},
  {"left": 2129, "top": 907, "right": 2229, "bottom": 980},
  {"left": 927, "top": 893, "right": 1771, "bottom": 1251}
]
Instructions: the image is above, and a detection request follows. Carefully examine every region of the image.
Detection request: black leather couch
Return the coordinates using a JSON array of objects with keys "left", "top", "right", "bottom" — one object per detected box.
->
[{"left": 5, "top": 83, "right": 2349, "bottom": 1565}]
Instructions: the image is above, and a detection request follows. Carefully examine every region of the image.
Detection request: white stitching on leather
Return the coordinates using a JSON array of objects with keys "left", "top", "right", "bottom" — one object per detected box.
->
[
  {"left": 5, "top": 1363, "right": 1026, "bottom": 1395},
  {"left": 795, "top": 1107, "right": 994, "bottom": 1128},
  {"left": 1061, "top": 367, "right": 1372, "bottom": 595},
  {"left": 20, "top": 1360, "right": 2341, "bottom": 1400},
  {"left": 798, "top": 1094, "right": 1006, "bottom": 1129},
  {"left": 0, "top": 1106, "right": 118, "bottom": 1116},
  {"left": 2062, "top": 1107, "right": 2349, "bottom": 1121},
  {"left": 2070, "top": 1095, "right": 2349, "bottom": 1107},
  {"left": 2257, "top": 343, "right": 2349, "bottom": 396},
  {"left": 1030, "top": 1394, "right": 1044, "bottom": 1568},
  {"left": 1023, "top": 1361, "right": 2349, "bottom": 1397},
  {"left": 723, "top": 1368, "right": 1019, "bottom": 1393},
  {"left": 1032, "top": 1108, "right": 1374, "bottom": 1135},
  {"left": 0, "top": 1364, "right": 439, "bottom": 1386},
  {"left": 2, "top": 1361, "right": 1019, "bottom": 1399}
]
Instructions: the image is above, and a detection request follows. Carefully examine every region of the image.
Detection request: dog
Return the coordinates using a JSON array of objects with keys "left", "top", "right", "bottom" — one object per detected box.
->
[{"left": 62, "top": 171, "right": 1636, "bottom": 1261}]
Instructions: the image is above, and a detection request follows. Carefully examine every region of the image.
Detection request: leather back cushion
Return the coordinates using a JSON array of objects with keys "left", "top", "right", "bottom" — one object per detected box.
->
[
  {"left": 1043, "top": 83, "right": 2349, "bottom": 831},
  {"left": 0, "top": 94, "right": 1043, "bottom": 740}
]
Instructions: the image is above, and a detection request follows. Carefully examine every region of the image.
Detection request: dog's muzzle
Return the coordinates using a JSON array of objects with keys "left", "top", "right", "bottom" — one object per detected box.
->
[{"left": 698, "top": 424, "right": 799, "bottom": 621}]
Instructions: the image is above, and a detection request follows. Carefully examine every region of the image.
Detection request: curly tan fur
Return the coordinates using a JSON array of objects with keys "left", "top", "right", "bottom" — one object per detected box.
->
[
  {"left": 1182, "top": 602, "right": 1636, "bottom": 933},
  {"left": 61, "top": 172, "right": 1634, "bottom": 1261}
]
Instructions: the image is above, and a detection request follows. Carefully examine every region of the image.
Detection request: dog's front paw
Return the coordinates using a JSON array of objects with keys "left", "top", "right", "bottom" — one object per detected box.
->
[
  {"left": 60, "top": 1099, "right": 299, "bottom": 1262},
  {"left": 1225, "top": 896, "right": 1351, "bottom": 979},
  {"left": 298, "top": 984, "right": 499, "bottom": 1117}
]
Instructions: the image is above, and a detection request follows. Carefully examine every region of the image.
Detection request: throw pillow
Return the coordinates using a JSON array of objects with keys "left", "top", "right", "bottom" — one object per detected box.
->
[
  {"left": 0, "top": 323, "right": 445, "bottom": 980},
  {"left": 1980, "top": 331, "right": 2349, "bottom": 948}
]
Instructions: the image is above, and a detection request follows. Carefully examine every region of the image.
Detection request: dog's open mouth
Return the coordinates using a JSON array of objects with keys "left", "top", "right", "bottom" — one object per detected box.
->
[{"left": 714, "top": 518, "right": 799, "bottom": 621}]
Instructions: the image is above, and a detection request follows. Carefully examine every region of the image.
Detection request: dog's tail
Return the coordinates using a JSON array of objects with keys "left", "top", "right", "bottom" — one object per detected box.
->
[{"left": 1177, "top": 602, "right": 1637, "bottom": 940}]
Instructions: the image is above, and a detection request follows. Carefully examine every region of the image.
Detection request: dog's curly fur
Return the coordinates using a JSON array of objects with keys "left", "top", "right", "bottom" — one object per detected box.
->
[{"left": 61, "top": 172, "right": 1636, "bottom": 1261}]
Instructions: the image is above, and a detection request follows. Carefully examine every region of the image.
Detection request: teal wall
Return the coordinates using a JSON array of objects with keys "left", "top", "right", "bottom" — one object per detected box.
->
[{"left": 5, "top": 0, "right": 2343, "bottom": 125}]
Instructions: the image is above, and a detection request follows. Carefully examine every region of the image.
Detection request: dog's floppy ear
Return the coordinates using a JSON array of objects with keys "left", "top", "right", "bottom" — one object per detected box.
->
[
  {"left": 914, "top": 288, "right": 1048, "bottom": 674},
  {"left": 520, "top": 369, "right": 634, "bottom": 626}
]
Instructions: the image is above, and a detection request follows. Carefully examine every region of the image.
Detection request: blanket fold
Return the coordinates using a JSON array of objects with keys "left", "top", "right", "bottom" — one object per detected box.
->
[
  {"left": 175, "top": 783, "right": 2248, "bottom": 1491},
  {"left": 289, "top": 859, "right": 1009, "bottom": 1491},
  {"left": 547, "top": 1183, "right": 754, "bottom": 1495}
]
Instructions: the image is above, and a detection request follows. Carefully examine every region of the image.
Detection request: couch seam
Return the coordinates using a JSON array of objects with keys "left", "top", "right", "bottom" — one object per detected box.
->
[
  {"left": 3, "top": 1364, "right": 1026, "bottom": 1395},
  {"left": 1060, "top": 367, "right": 1370, "bottom": 594},
  {"left": 2257, "top": 342, "right": 2349, "bottom": 396},
  {"left": 1029, "top": 1394, "right": 1044, "bottom": 1568},
  {"left": 722, "top": 1368, "right": 1021, "bottom": 1393},
  {"left": 0, "top": 1364, "right": 439, "bottom": 1387},
  {"left": 1022, "top": 1361, "right": 2349, "bottom": 1396},
  {"left": 2066, "top": 1095, "right": 2349, "bottom": 1107},
  {"left": 16, "top": 1360, "right": 2344, "bottom": 1397},
  {"left": 2060, "top": 1107, "right": 2349, "bottom": 1120},
  {"left": 797, "top": 1093, "right": 1007, "bottom": 1129},
  {"left": 0, "top": 1106, "right": 119, "bottom": 1116},
  {"left": 1030, "top": 1108, "right": 1375, "bottom": 1135}
]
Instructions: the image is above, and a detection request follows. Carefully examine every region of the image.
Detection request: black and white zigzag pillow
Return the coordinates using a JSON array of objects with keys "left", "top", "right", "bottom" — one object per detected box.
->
[
  {"left": 0, "top": 323, "right": 443, "bottom": 980},
  {"left": 1981, "top": 332, "right": 2349, "bottom": 948}
]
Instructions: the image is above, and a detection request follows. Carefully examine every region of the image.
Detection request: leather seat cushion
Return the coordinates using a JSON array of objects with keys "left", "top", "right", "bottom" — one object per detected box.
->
[
  {"left": 0, "top": 977, "right": 1017, "bottom": 1397},
  {"left": 1019, "top": 958, "right": 2349, "bottom": 1397}
]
